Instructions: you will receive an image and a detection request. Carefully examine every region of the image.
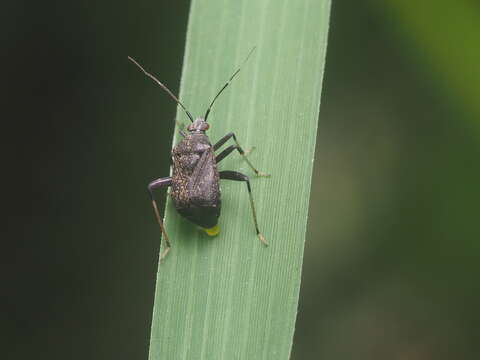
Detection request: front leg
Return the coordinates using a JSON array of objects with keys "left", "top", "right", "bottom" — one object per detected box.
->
[
  {"left": 148, "top": 177, "right": 173, "bottom": 260},
  {"left": 175, "top": 118, "right": 187, "bottom": 137},
  {"left": 214, "top": 132, "right": 270, "bottom": 177}
]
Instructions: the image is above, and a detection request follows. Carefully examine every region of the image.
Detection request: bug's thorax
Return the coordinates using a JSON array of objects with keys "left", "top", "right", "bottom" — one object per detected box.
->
[
  {"left": 171, "top": 117, "right": 213, "bottom": 168},
  {"left": 173, "top": 117, "right": 212, "bottom": 154},
  {"left": 174, "top": 132, "right": 212, "bottom": 153}
]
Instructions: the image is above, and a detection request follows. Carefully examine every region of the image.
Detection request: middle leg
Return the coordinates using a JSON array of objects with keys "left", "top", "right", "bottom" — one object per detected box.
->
[{"left": 214, "top": 132, "right": 270, "bottom": 177}]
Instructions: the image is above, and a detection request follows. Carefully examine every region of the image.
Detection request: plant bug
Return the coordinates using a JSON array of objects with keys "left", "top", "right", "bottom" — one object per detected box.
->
[{"left": 128, "top": 48, "right": 269, "bottom": 259}]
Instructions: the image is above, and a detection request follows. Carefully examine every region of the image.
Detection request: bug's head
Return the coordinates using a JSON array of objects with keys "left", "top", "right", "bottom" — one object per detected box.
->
[{"left": 188, "top": 117, "right": 210, "bottom": 132}]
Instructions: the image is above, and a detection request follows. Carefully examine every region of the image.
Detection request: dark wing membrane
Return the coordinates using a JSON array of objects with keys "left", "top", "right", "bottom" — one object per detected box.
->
[{"left": 187, "top": 148, "right": 220, "bottom": 207}]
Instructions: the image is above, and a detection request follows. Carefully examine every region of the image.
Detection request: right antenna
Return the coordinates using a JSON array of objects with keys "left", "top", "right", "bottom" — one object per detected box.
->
[
  {"left": 204, "top": 47, "right": 256, "bottom": 122},
  {"left": 128, "top": 56, "right": 194, "bottom": 123}
]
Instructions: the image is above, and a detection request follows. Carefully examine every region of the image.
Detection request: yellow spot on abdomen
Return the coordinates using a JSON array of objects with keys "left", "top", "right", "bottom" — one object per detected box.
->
[{"left": 204, "top": 224, "right": 220, "bottom": 236}]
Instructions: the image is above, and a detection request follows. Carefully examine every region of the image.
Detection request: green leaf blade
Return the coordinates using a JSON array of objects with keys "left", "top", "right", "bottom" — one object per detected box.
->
[{"left": 149, "top": 0, "right": 331, "bottom": 359}]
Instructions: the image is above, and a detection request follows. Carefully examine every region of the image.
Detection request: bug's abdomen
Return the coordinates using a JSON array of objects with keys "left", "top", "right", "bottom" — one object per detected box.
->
[{"left": 177, "top": 204, "right": 220, "bottom": 229}]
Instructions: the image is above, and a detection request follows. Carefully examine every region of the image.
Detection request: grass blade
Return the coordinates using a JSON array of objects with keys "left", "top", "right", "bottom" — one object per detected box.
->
[{"left": 149, "top": 0, "right": 331, "bottom": 358}]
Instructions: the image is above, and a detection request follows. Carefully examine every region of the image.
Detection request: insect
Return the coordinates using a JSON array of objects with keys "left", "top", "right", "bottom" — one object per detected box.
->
[{"left": 128, "top": 48, "right": 269, "bottom": 259}]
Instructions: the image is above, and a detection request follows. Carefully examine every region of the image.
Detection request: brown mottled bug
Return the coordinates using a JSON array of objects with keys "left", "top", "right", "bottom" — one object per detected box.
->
[{"left": 128, "top": 48, "right": 269, "bottom": 259}]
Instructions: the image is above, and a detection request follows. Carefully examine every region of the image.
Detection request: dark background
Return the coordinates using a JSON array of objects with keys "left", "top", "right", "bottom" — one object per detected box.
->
[{"left": 4, "top": 1, "right": 480, "bottom": 359}]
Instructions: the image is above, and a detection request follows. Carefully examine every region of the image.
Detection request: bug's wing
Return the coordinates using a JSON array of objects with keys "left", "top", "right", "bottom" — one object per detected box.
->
[{"left": 187, "top": 148, "right": 220, "bottom": 206}]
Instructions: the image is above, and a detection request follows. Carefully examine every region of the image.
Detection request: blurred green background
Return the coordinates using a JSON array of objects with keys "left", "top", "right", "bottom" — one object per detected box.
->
[{"left": 4, "top": 1, "right": 480, "bottom": 359}]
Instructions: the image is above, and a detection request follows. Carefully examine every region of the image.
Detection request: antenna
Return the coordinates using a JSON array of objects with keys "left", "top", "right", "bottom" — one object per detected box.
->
[
  {"left": 128, "top": 56, "right": 194, "bottom": 123},
  {"left": 204, "top": 47, "right": 256, "bottom": 122}
]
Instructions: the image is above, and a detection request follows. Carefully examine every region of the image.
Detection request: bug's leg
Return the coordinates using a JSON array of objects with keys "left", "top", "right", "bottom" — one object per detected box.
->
[
  {"left": 243, "top": 146, "right": 255, "bottom": 156},
  {"left": 148, "top": 177, "right": 173, "bottom": 260},
  {"left": 214, "top": 132, "right": 270, "bottom": 177},
  {"left": 213, "top": 132, "right": 234, "bottom": 150},
  {"left": 214, "top": 132, "right": 254, "bottom": 155},
  {"left": 215, "top": 145, "right": 242, "bottom": 163},
  {"left": 219, "top": 170, "right": 268, "bottom": 246},
  {"left": 175, "top": 118, "right": 187, "bottom": 137}
]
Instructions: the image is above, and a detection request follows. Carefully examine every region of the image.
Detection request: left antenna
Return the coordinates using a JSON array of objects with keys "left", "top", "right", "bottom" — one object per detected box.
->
[{"left": 128, "top": 56, "right": 194, "bottom": 123}]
